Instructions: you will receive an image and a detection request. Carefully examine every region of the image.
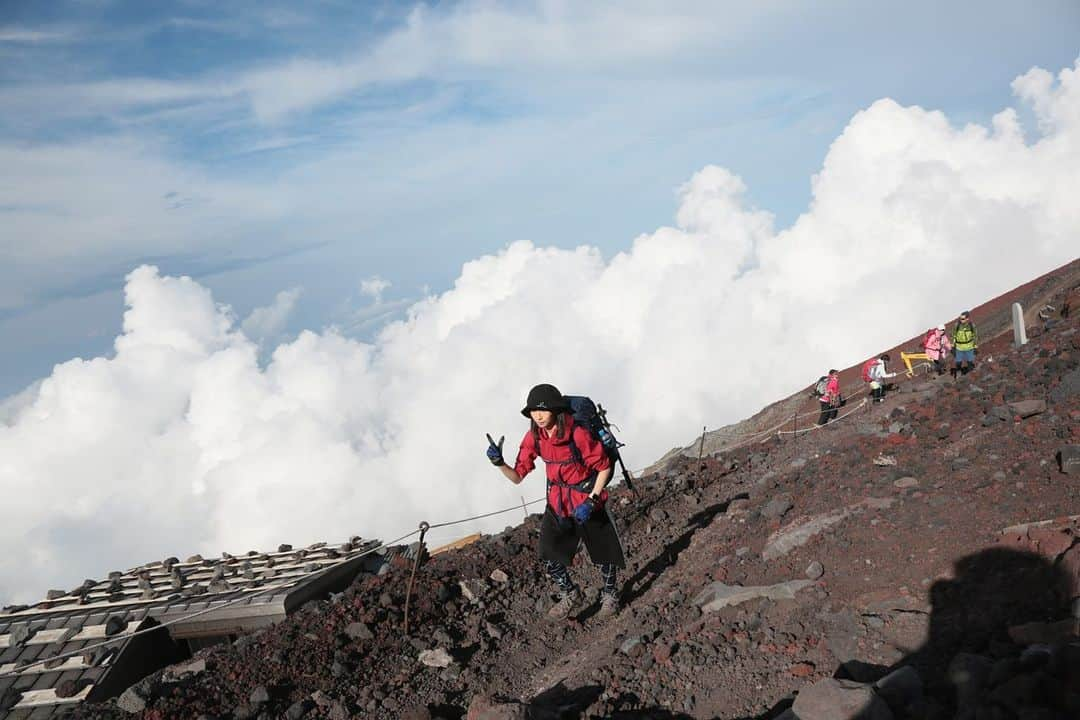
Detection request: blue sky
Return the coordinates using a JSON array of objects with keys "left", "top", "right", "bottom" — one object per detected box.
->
[{"left": 1, "top": 0, "right": 1078, "bottom": 397}]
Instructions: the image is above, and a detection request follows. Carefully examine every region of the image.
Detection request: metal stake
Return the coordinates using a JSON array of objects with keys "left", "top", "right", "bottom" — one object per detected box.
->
[{"left": 403, "top": 521, "right": 429, "bottom": 635}]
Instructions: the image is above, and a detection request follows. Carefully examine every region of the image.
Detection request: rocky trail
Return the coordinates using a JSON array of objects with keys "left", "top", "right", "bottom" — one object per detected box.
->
[{"left": 74, "top": 262, "right": 1080, "bottom": 719}]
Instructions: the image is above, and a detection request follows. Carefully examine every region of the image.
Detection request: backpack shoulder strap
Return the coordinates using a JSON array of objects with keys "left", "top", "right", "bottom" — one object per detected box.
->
[{"left": 567, "top": 425, "right": 584, "bottom": 466}]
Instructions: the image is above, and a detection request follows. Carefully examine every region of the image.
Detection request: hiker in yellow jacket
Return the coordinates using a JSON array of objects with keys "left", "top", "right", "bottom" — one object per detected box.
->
[{"left": 952, "top": 311, "right": 978, "bottom": 376}]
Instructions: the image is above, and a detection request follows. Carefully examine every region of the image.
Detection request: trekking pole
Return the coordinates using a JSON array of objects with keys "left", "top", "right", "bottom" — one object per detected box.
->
[
  {"left": 616, "top": 454, "right": 638, "bottom": 496},
  {"left": 402, "top": 521, "right": 429, "bottom": 635},
  {"left": 597, "top": 404, "right": 637, "bottom": 494}
]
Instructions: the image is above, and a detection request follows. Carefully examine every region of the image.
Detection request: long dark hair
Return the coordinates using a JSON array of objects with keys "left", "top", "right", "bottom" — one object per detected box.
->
[{"left": 530, "top": 412, "right": 567, "bottom": 441}]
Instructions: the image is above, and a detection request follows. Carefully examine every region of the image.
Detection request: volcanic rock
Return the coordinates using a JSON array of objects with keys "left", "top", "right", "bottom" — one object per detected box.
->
[
  {"left": 418, "top": 648, "right": 454, "bottom": 668},
  {"left": 762, "top": 496, "right": 794, "bottom": 519},
  {"left": 791, "top": 678, "right": 893, "bottom": 720},
  {"left": 467, "top": 695, "right": 528, "bottom": 720},
  {"left": 249, "top": 686, "right": 270, "bottom": 706},
  {"left": 117, "top": 683, "right": 152, "bottom": 714},
  {"left": 55, "top": 679, "right": 83, "bottom": 699},
  {"left": 285, "top": 699, "right": 313, "bottom": 719},
  {"left": 763, "top": 508, "right": 853, "bottom": 560},
  {"left": 693, "top": 580, "right": 813, "bottom": 612},
  {"left": 162, "top": 658, "right": 206, "bottom": 682},
  {"left": 1008, "top": 399, "right": 1047, "bottom": 418},
  {"left": 344, "top": 622, "right": 374, "bottom": 641},
  {"left": 1059, "top": 445, "right": 1080, "bottom": 474},
  {"left": 459, "top": 578, "right": 489, "bottom": 603}
]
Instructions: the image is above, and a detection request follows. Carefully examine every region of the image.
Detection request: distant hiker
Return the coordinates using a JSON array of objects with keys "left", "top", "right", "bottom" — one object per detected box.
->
[
  {"left": 486, "top": 384, "right": 625, "bottom": 620},
  {"left": 952, "top": 311, "right": 978, "bottom": 376},
  {"left": 922, "top": 324, "right": 953, "bottom": 375},
  {"left": 816, "top": 369, "right": 841, "bottom": 426},
  {"left": 863, "top": 354, "right": 897, "bottom": 403}
]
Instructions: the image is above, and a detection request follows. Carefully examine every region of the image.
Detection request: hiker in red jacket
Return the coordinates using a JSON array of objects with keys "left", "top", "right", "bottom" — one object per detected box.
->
[
  {"left": 816, "top": 369, "right": 841, "bottom": 426},
  {"left": 486, "top": 384, "right": 625, "bottom": 620}
]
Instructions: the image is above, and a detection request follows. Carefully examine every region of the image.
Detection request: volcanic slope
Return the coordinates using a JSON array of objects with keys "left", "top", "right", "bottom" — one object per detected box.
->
[{"left": 74, "top": 259, "right": 1080, "bottom": 720}]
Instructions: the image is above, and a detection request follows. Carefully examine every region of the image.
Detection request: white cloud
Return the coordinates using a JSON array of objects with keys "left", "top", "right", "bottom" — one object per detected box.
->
[
  {"left": 0, "top": 2, "right": 777, "bottom": 124},
  {"left": 359, "top": 276, "right": 390, "bottom": 302},
  {"left": 1, "top": 59, "right": 1079, "bottom": 602},
  {"left": 240, "top": 1, "right": 760, "bottom": 120},
  {"left": 0, "top": 28, "right": 77, "bottom": 44},
  {"left": 241, "top": 287, "right": 302, "bottom": 342}
]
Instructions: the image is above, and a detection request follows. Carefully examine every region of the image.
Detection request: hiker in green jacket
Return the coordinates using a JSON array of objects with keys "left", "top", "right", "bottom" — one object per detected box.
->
[{"left": 952, "top": 311, "right": 978, "bottom": 376}]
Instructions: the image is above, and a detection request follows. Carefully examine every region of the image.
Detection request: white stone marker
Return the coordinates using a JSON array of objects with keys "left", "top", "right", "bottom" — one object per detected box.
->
[{"left": 1013, "top": 302, "right": 1028, "bottom": 347}]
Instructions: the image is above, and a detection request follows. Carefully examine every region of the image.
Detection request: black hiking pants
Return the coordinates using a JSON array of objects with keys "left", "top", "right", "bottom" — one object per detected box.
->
[
  {"left": 539, "top": 504, "right": 626, "bottom": 569},
  {"left": 817, "top": 400, "right": 837, "bottom": 426}
]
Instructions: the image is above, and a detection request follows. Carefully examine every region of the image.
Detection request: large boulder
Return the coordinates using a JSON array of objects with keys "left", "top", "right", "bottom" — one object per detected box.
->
[
  {"left": 791, "top": 678, "right": 893, "bottom": 720},
  {"left": 1058, "top": 445, "right": 1080, "bottom": 475},
  {"left": 693, "top": 580, "right": 813, "bottom": 612},
  {"left": 1007, "top": 399, "right": 1047, "bottom": 418}
]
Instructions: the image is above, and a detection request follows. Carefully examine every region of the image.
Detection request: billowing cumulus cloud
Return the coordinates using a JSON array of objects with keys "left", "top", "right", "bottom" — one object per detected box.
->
[{"left": 2, "top": 60, "right": 1079, "bottom": 602}]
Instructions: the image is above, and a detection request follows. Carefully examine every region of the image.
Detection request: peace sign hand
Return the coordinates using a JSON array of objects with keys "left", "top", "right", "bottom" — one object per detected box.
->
[{"left": 485, "top": 433, "right": 505, "bottom": 467}]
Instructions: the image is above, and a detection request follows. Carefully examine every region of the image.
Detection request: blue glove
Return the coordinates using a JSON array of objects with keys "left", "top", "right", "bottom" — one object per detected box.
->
[
  {"left": 485, "top": 433, "right": 505, "bottom": 466},
  {"left": 597, "top": 428, "right": 617, "bottom": 449},
  {"left": 573, "top": 497, "right": 596, "bottom": 525}
]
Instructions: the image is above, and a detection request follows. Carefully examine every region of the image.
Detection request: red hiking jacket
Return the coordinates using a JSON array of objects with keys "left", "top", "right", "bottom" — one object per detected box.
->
[
  {"left": 514, "top": 415, "right": 612, "bottom": 518},
  {"left": 821, "top": 374, "right": 841, "bottom": 404}
]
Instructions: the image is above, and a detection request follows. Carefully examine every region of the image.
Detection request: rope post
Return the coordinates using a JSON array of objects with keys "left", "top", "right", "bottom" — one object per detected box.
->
[
  {"left": 520, "top": 495, "right": 529, "bottom": 521},
  {"left": 697, "top": 426, "right": 706, "bottom": 464},
  {"left": 793, "top": 411, "right": 798, "bottom": 448},
  {"left": 402, "top": 521, "right": 429, "bottom": 635}
]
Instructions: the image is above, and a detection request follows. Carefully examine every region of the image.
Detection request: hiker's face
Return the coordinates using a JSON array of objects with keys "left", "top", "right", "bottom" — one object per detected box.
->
[{"left": 530, "top": 409, "right": 555, "bottom": 428}]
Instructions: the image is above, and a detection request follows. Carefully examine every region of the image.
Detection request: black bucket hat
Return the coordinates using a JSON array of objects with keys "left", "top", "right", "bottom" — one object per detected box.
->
[{"left": 521, "top": 383, "right": 571, "bottom": 417}]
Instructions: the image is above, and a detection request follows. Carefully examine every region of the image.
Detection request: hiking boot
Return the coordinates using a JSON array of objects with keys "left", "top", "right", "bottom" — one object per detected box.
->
[
  {"left": 547, "top": 588, "right": 582, "bottom": 620},
  {"left": 596, "top": 592, "right": 619, "bottom": 619}
]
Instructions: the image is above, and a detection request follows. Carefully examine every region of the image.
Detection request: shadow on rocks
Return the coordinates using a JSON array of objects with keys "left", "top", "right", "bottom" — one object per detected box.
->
[
  {"left": 619, "top": 493, "right": 748, "bottom": 608},
  {"left": 793, "top": 546, "right": 1073, "bottom": 720},
  {"left": 527, "top": 684, "right": 696, "bottom": 719},
  {"left": 609, "top": 710, "right": 695, "bottom": 719}
]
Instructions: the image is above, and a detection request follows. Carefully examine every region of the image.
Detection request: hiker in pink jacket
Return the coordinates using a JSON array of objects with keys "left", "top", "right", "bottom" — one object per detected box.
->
[
  {"left": 816, "top": 369, "right": 841, "bottom": 426},
  {"left": 922, "top": 324, "right": 953, "bottom": 375}
]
